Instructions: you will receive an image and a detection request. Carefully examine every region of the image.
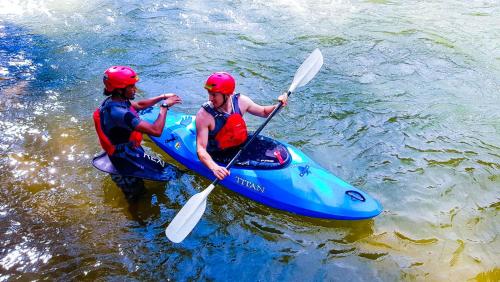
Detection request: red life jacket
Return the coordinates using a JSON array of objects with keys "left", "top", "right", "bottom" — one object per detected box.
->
[
  {"left": 93, "top": 107, "right": 143, "bottom": 155},
  {"left": 202, "top": 94, "right": 248, "bottom": 151},
  {"left": 214, "top": 113, "right": 248, "bottom": 150}
]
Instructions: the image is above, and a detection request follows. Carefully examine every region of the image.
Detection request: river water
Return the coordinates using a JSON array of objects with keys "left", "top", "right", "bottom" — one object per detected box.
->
[{"left": 0, "top": 0, "right": 499, "bottom": 281}]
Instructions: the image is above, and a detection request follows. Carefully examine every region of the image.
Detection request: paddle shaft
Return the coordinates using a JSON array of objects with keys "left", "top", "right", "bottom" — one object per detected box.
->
[{"left": 211, "top": 91, "right": 291, "bottom": 187}]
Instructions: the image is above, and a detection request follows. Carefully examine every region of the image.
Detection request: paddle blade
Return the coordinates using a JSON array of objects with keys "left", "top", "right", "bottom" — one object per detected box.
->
[
  {"left": 288, "top": 48, "right": 324, "bottom": 93},
  {"left": 165, "top": 184, "right": 215, "bottom": 243}
]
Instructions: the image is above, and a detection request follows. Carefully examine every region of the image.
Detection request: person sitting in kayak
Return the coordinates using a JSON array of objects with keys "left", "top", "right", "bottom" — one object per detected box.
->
[
  {"left": 93, "top": 66, "right": 182, "bottom": 199},
  {"left": 195, "top": 71, "right": 288, "bottom": 180}
]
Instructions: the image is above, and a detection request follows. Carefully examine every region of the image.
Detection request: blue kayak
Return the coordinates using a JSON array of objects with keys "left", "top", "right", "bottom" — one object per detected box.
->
[{"left": 140, "top": 107, "right": 382, "bottom": 220}]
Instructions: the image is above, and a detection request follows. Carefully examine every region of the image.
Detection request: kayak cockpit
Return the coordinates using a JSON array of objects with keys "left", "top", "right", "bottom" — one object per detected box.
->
[{"left": 210, "top": 134, "right": 291, "bottom": 169}]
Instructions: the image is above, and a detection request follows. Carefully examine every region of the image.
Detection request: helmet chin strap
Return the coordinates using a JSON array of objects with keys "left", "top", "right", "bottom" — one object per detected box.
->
[{"left": 222, "top": 95, "right": 228, "bottom": 107}]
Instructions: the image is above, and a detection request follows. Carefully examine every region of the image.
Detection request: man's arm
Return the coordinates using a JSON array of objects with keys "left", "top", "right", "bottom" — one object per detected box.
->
[
  {"left": 132, "top": 93, "right": 179, "bottom": 110},
  {"left": 132, "top": 94, "right": 182, "bottom": 136},
  {"left": 240, "top": 94, "right": 287, "bottom": 118},
  {"left": 134, "top": 106, "right": 168, "bottom": 136},
  {"left": 195, "top": 110, "right": 230, "bottom": 180}
]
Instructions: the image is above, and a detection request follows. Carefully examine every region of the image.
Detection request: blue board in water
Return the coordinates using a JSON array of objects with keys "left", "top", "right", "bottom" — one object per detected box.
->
[{"left": 140, "top": 107, "right": 382, "bottom": 220}]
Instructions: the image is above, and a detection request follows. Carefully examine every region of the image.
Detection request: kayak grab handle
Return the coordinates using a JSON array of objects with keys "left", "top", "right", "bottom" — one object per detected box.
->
[
  {"left": 274, "top": 150, "right": 285, "bottom": 165},
  {"left": 346, "top": 190, "right": 366, "bottom": 202}
]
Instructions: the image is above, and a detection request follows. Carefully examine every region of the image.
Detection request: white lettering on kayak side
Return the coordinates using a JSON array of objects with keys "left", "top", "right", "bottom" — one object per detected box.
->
[
  {"left": 143, "top": 153, "right": 165, "bottom": 167},
  {"left": 235, "top": 176, "right": 265, "bottom": 193}
]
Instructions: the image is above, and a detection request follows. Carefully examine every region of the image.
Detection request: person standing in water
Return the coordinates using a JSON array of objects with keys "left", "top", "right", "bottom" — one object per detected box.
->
[{"left": 93, "top": 66, "right": 182, "bottom": 200}]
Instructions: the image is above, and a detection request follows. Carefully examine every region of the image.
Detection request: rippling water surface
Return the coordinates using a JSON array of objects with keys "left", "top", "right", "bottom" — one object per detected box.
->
[{"left": 0, "top": 0, "right": 499, "bottom": 280}]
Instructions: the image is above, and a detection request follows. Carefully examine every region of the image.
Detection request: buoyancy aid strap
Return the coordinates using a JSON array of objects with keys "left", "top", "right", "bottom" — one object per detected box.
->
[
  {"left": 232, "top": 93, "right": 241, "bottom": 115},
  {"left": 202, "top": 93, "right": 241, "bottom": 118},
  {"left": 202, "top": 102, "right": 225, "bottom": 119},
  {"left": 93, "top": 108, "right": 116, "bottom": 155},
  {"left": 128, "top": 106, "right": 143, "bottom": 147}
]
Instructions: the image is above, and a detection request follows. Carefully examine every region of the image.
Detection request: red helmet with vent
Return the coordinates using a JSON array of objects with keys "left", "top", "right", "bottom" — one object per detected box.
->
[
  {"left": 204, "top": 72, "right": 235, "bottom": 95},
  {"left": 103, "top": 66, "right": 139, "bottom": 92}
]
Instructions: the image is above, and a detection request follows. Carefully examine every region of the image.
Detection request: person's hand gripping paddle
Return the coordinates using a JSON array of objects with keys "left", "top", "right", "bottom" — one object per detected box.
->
[{"left": 165, "top": 49, "right": 324, "bottom": 243}]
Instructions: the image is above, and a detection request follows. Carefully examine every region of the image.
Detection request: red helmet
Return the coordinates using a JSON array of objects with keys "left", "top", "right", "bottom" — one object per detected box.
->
[
  {"left": 103, "top": 66, "right": 139, "bottom": 92},
  {"left": 204, "top": 72, "right": 235, "bottom": 95}
]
